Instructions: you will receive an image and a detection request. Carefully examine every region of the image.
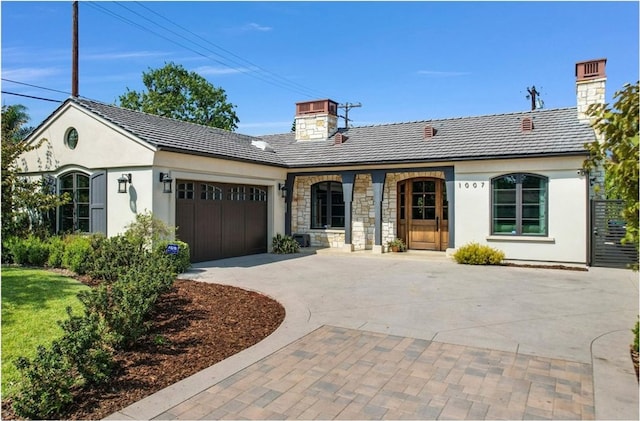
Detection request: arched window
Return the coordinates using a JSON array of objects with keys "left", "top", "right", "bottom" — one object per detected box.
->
[
  {"left": 311, "top": 181, "right": 344, "bottom": 229},
  {"left": 491, "top": 173, "right": 548, "bottom": 236},
  {"left": 59, "top": 172, "right": 90, "bottom": 233}
]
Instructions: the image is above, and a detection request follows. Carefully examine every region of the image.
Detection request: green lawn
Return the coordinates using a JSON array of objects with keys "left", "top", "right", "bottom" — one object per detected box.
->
[{"left": 1, "top": 267, "right": 89, "bottom": 398}]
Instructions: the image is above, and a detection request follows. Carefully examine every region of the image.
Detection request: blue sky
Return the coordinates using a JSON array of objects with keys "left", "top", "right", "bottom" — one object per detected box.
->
[{"left": 2, "top": 1, "right": 639, "bottom": 136}]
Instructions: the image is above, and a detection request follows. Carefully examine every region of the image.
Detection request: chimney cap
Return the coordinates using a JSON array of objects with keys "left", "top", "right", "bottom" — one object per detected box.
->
[
  {"left": 575, "top": 58, "right": 607, "bottom": 81},
  {"left": 296, "top": 99, "right": 338, "bottom": 116}
]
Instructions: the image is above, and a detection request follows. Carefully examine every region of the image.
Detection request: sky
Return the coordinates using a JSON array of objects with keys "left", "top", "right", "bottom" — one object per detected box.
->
[{"left": 2, "top": 1, "right": 639, "bottom": 136}]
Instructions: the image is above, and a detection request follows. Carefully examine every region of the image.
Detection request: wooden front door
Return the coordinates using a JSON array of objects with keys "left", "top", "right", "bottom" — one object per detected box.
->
[{"left": 397, "top": 178, "right": 449, "bottom": 251}]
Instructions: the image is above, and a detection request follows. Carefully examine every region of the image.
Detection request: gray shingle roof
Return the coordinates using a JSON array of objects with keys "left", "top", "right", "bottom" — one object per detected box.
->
[
  {"left": 68, "top": 98, "right": 594, "bottom": 169},
  {"left": 70, "top": 98, "right": 287, "bottom": 167},
  {"left": 260, "top": 107, "right": 595, "bottom": 168}
]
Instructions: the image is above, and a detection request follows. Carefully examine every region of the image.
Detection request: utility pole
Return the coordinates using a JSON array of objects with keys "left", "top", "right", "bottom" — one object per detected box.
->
[
  {"left": 338, "top": 102, "right": 362, "bottom": 128},
  {"left": 72, "top": 1, "right": 79, "bottom": 97}
]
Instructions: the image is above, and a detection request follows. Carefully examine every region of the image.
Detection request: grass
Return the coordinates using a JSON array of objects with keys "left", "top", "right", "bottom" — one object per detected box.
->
[{"left": 1, "top": 267, "right": 89, "bottom": 398}]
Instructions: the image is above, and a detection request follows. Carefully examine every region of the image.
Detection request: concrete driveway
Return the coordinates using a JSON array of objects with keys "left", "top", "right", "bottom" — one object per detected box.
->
[{"left": 107, "top": 251, "right": 639, "bottom": 420}]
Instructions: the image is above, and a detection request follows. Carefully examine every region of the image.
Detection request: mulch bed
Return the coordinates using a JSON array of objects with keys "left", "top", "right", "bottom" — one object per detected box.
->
[{"left": 2, "top": 278, "right": 285, "bottom": 420}]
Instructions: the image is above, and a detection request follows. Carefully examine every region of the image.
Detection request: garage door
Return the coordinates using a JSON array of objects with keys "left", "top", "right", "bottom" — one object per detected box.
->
[{"left": 175, "top": 180, "right": 268, "bottom": 262}]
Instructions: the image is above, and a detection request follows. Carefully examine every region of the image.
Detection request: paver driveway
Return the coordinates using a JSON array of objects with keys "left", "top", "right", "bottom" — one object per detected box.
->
[{"left": 107, "top": 251, "right": 639, "bottom": 420}]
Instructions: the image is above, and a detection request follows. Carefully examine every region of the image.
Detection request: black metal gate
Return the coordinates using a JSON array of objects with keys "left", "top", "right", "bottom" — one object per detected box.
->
[{"left": 590, "top": 200, "right": 638, "bottom": 268}]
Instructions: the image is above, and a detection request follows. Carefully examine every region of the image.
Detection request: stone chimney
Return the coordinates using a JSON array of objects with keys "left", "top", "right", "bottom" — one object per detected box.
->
[
  {"left": 294, "top": 99, "right": 338, "bottom": 141},
  {"left": 576, "top": 58, "right": 606, "bottom": 123}
]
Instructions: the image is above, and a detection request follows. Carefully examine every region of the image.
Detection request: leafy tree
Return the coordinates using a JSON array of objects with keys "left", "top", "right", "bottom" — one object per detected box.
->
[
  {"left": 1, "top": 105, "right": 69, "bottom": 239},
  {"left": 583, "top": 82, "right": 639, "bottom": 254},
  {"left": 118, "top": 62, "right": 240, "bottom": 131}
]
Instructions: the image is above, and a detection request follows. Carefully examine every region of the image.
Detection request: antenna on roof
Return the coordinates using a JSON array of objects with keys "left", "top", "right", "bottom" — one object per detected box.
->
[
  {"left": 526, "top": 86, "right": 543, "bottom": 110},
  {"left": 338, "top": 102, "right": 362, "bottom": 128}
]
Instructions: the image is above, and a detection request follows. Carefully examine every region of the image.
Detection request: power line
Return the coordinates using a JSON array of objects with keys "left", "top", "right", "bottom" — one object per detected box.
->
[
  {"left": 2, "top": 78, "right": 71, "bottom": 95},
  {"left": 85, "top": 2, "right": 337, "bottom": 101},
  {"left": 133, "top": 2, "right": 334, "bottom": 100},
  {"left": 1, "top": 91, "right": 63, "bottom": 103}
]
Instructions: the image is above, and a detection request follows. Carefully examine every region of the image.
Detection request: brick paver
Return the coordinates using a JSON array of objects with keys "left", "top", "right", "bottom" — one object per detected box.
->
[{"left": 155, "top": 325, "right": 594, "bottom": 420}]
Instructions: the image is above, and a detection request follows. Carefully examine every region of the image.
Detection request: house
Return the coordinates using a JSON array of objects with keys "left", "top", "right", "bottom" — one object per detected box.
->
[{"left": 19, "top": 59, "right": 608, "bottom": 264}]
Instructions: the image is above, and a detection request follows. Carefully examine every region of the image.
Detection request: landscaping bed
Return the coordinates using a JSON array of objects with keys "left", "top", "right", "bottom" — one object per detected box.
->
[{"left": 2, "top": 278, "right": 285, "bottom": 420}]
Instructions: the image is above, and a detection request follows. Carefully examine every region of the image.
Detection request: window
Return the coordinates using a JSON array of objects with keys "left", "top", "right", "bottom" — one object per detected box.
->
[
  {"left": 249, "top": 187, "right": 267, "bottom": 202},
  {"left": 177, "top": 182, "right": 195, "bottom": 199},
  {"left": 492, "top": 174, "right": 547, "bottom": 236},
  {"left": 201, "top": 183, "right": 223, "bottom": 200},
  {"left": 311, "top": 181, "right": 344, "bottom": 229},
  {"left": 59, "top": 172, "right": 90, "bottom": 232}
]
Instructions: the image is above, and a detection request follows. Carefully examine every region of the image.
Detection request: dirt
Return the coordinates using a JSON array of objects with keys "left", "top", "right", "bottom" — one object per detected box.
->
[{"left": 2, "top": 279, "right": 285, "bottom": 420}]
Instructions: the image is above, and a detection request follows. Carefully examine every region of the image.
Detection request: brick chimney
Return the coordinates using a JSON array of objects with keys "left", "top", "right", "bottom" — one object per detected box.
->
[
  {"left": 294, "top": 99, "right": 338, "bottom": 141},
  {"left": 576, "top": 58, "right": 606, "bottom": 123}
]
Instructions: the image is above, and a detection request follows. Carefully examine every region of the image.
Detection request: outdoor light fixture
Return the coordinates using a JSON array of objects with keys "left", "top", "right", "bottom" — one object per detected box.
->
[
  {"left": 159, "top": 172, "right": 173, "bottom": 194},
  {"left": 117, "top": 173, "right": 132, "bottom": 194},
  {"left": 278, "top": 182, "right": 287, "bottom": 198}
]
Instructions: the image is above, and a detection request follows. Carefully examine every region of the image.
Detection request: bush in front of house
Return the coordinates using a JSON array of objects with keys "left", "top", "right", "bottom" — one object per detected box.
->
[
  {"left": 5, "top": 235, "right": 50, "bottom": 266},
  {"left": 272, "top": 233, "right": 300, "bottom": 254},
  {"left": 46, "top": 235, "right": 66, "bottom": 268},
  {"left": 11, "top": 213, "right": 186, "bottom": 419},
  {"left": 153, "top": 240, "right": 191, "bottom": 274},
  {"left": 61, "top": 235, "right": 94, "bottom": 274},
  {"left": 453, "top": 242, "right": 505, "bottom": 265},
  {"left": 89, "top": 234, "right": 143, "bottom": 282}
]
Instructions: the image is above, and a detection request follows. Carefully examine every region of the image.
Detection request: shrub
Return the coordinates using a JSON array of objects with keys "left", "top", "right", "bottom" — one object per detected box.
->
[
  {"left": 6, "top": 235, "right": 50, "bottom": 266},
  {"left": 153, "top": 240, "right": 191, "bottom": 274},
  {"left": 89, "top": 235, "right": 144, "bottom": 282},
  {"left": 80, "top": 258, "right": 175, "bottom": 349},
  {"left": 453, "top": 242, "right": 505, "bottom": 265},
  {"left": 124, "top": 210, "right": 175, "bottom": 253},
  {"left": 12, "top": 342, "right": 75, "bottom": 419},
  {"left": 61, "top": 235, "right": 94, "bottom": 274},
  {"left": 272, "top": 234, "right": 300, "bottom": 254},
  {"left": 46, "top": 236, "right": 66, "bottom": 268}
]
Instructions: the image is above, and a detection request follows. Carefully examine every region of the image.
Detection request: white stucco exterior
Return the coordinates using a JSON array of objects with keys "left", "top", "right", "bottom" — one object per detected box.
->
[
  {"left": 18, "top": 102, "right": 287, "bottom": 244},
  {"left": 454, "top": 156, "right": 589, "bottom": 264}
]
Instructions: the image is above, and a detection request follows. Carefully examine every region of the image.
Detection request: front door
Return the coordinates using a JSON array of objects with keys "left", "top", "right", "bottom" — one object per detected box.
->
[{"left": 397, "top": 178, "right": 448, "bottom": 251}]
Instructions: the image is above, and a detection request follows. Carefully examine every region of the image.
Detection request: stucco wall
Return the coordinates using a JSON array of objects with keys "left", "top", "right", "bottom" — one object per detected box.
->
[{"left": 454, "top": 157, "right": 589, "bottom": 264}]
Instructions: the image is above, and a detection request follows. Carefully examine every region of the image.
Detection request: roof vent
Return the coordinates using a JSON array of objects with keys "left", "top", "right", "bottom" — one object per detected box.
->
[
  {"left": 521, "top": 117, "right": 533, "bottom": 132},
  {"left": 334, "top": 132, "right": 348, "bottom": 145},
  {"left": 424, "top": 125, "right": 436, "bottom": 139},
  {"left": 251, "top": 139, "right": 275, "bottom": 152}
]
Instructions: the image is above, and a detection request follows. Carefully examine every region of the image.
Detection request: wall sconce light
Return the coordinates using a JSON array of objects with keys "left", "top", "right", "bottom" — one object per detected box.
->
[
  {"left": 117, "top": 173, "right": 131, "bottom": 194},
  {"left": 278, "top": 182, "right": 287, "bottom": 198},
  {"left": 159, "top": 172, "right": 173, "bottom": 193}
]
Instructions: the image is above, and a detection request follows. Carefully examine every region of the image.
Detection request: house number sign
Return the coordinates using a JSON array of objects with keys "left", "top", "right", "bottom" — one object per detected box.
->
[{"left": 458, "top": 182, "right": 485, "bottom": 189}]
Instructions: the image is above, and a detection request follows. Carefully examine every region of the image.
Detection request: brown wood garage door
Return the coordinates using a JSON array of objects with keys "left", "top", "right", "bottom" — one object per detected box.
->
[{"left": 175, "top": 180, "right": 268, "bottom": 262}]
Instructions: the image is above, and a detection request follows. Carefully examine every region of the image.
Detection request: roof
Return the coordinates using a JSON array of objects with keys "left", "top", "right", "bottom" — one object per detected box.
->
[
  {"left": 69, "top": 97, "right": 287, "bottom": 167},
  {"left": 261, "top": 107, "right": 595, "bottom": 168},
  {"left": 51, "top": 97, "right": 594, "bottom": 169}
]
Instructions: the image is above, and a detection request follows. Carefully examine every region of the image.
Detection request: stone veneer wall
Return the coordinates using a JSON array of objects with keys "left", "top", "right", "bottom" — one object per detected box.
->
[
  {"left": 292, "top": 174, "right": 345, "bottom": 248},
  {"left": 295, "top": 114, "right": 339, "bottom": 141},
  {"left": 292, "top": 170, "right": 445, "bottom": 250},
  {"left": 352, "top": 174, "right": 374, "bottom": 250},
  {"left": 576, "top": 78, "right": 605, "bottom": 123},
  {"left": 576, "top": 78, "right": 606, "bottom": 199},
  {"left": 381, "top": 171, "right": 445, "bottom": 247}
]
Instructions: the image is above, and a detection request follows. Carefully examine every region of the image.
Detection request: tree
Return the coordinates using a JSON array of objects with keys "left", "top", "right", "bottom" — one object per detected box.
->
[
  {"left": 1, "top": 105, "right": 69, "bottom": 238},
  {"left": 118, "top": 62, "right": 240, "bottom": 131},
  {"left": 583, "top": 82, "right": 639, "bottom": 255}
]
